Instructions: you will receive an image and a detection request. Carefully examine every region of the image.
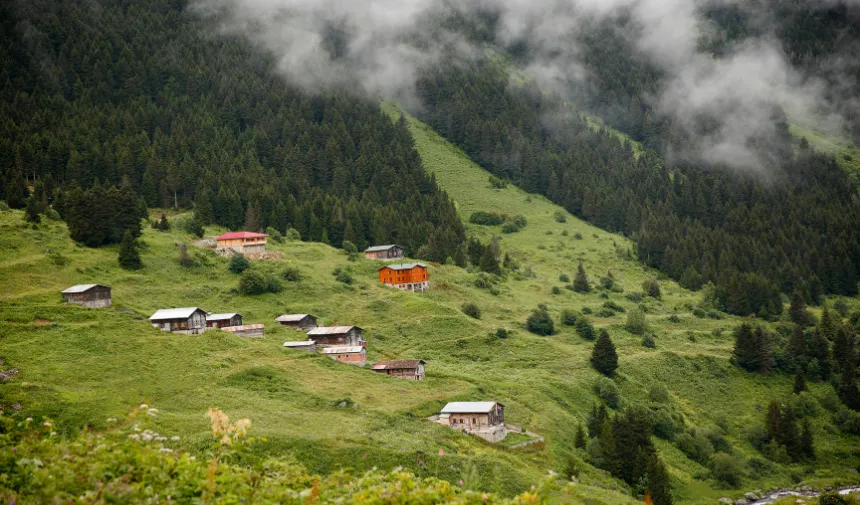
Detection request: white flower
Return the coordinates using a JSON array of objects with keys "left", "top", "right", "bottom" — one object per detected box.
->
[
  {"left": 146, "top": 408, "right": 158, "bottom": 417},
  {"left": 141, "top": 433, "right": 154, "bottom": 442},
  {"left": 43, "top": 421, "right": 52, "bottom": 427},
  {"left": 50, "top": 431, "right": 57, "bottom": 437},
  {"left": 139, "top": 404, "right": 149, "bottom": 410},
  {"left": 155, "top": 436, "right": 167, "bottom": 442},
  {"left": 106, "top": 418, "right": 117, "bottom": 423},
  {"left": 170, "top": 436, "right": 180, "bottom": 441},
  {"left": 159, "top": 447, "right": 173, "bottom": 453},
  {"left": 25, "top": 417, "right": 33, "bottom": 422},
  {"left": 132, "top": 424, "right": 141, "bottom": 432},
  {"left": 128, "top": 434, "right": 140, "bottom": 440}
]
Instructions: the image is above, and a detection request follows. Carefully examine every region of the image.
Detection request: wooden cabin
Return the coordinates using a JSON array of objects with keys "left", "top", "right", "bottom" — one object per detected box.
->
[
  {"left": 221, "top": 324, "right": 265, "bottom": 338},
  {"left": 275, "top": 314, "right": 318, "bottom": 330},
  {"left": 214, "top": 232, "right": 268, "bottom": 254},
  {"left": 437, "top": 401, "right": 507, "bottom": 442},
  {"left": 282, "top": 340, "right": 317, "bottom": 352},
  {"left": 378, "top": 263, "right": 429, "bottom": 292},
  {"left": 321, "top": 346, "right": 366, "bottom": 366},
  {"left": 149, "top": 307, "right": 207, "bottom": 334},
  {"left": 371, "top": 360, "right": 426, "bottom": 380},
  {"left": 61, "top": 284, "right": 111, "bottom": 308},
  {"left": 306, "top": 326, "right": 365, "bottom": 347},
  {"left": 364, "top": 244, "right": 405, "bottom": 261},
  {"left": 206, "top": 313, "right": 243, "bottom": 329}
]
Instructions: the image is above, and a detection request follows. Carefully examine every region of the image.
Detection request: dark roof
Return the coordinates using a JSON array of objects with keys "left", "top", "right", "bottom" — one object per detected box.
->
[
  {"left": 371, "top": 360, "right": 425, "bottom": 370},
  {"left": 365, "top": 244, "right": 403, "bottom": 252},
  {"left": 378, "top": 262, "right": 427, "bottom": 271},
  {"left": 62, "top": 284, "right": 110, "bottom": 294}
]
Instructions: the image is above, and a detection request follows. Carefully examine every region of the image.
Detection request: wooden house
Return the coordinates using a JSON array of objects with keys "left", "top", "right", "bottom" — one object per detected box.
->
[
  {"left": 275, "top": 314, "right": 318, "bottom": 330},
  {"left": 378, "top": 263, "right": 429, "bottom": 292},
  {"left": 282, "top": 340, "right": 317, "bottom": 352},
  {"left": 221, "top": 324, "right": 265, "bottom": 338},
  {"left": 61, "top": 284, "right": 111, "bottom": 308},
  {"left": 149, "top": 307, "right": 207, "bottom": 334},
  {"left": 364, "top": 244, "right": 405, "bottom": 261},
  {"left": 214, "top": 232, "right": 268, "bottom": 254},
  {"left": 437, "top": 402, "right": 507, "bottom": 442},
  {"left": 306, "top": 326, "right": 365, "bottom": 347},
  {"left": 371, "top": 360, "right": 426, "bottom": 380},
  {"left": 206, "top": 313, "right": 243, "bottom": 329},
  {"left": 321, "top": 345, "right": 366, "bottom": 366}
]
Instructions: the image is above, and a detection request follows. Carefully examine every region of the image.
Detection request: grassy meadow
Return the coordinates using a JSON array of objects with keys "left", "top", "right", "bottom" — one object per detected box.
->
[{"left": 1, "top": 110, "right": 859, "bottom": 503}]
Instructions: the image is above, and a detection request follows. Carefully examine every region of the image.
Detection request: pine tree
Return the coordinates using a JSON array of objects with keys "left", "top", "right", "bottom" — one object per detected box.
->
[
  {"left": 25, "top": 196, "right": 41, "bottom": 223},
  {"left": 765, "top": 400, "right": 782, "bottom": 442},
  {"left": 780, "top": 405, "right": 799, "bottom": 459},
  {"left": 526, "top": 305, "right": 555, "bottom": 336},
  {"left": 788, "top": 325, "right": 807, "bottom": 364},
  {"left": 793, "top": 369, "right": 807, "bottom": 394},
  {"left": 478, "top": 244, "right": 501, "bottom": 275},
  {"left": 733, "top": 323, "right": 761, "bottom": 372},
  {"left": 587, "top": 403, "right": 608, "bottom": 438},
  {"left": 789, "top": 291, "right": 810, "bottom": 326},
  {"left": 575, "top": 423, "right": 587, "bottom": 448},
  {"left": 809, "top": 329, "right": 833, "bottom": 380},
  {"left": 158, "top": 214, "right": 169, "bottom": 231},
  {"left": 645, "top": 452, "right": 673, "bottom": 505},
  {"left": 837, "top": 362, "right": 860, "bottom": 411},
  {"left": 800, "top": 420, "right": 815, "bottom": 460},
  {"left": 118, "top": 230, "right": 142, "bottom": 270},
  {"left": 833, "top": 325, "right": 856, "bottom": 374},
  {"left": 591, "top": 329, "right": 619, "bottom": 377},
  {"left": 573, "top": 262, "right": 591, "bottom": 293}
]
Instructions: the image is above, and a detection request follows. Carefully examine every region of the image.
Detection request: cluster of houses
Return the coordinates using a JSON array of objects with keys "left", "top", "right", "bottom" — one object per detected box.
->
[{"left": 58, "top": 243, "right": 513, "bottom": 442}]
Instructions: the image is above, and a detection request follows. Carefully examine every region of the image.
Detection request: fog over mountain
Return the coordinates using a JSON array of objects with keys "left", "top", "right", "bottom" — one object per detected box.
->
[{"left": 196, "top": 0, "right": 859, "bottom": 171}]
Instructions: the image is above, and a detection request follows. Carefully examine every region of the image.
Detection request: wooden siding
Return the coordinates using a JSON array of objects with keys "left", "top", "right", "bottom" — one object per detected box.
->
[{"left": 62, "top": 286, "right": 112, "bottom": 308}]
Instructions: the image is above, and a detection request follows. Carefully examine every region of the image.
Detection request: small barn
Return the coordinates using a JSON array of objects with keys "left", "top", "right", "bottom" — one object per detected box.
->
[
  {"left": 206, "top": 313, "right": 243, "bottom": 329},
  {"left": 61, "top": 284, "right": 111, "bottom": 308},
  {"left": 221, "top": 324, "right": 265, "bottom": 338},
  {"left": 321, "top": 346, "right": 366, "bottom": 366},
  {"left": 371, "top": 360, "right": 426, "bottom": 380},
  {"left": 214, "top": 232, "right": 268, "bottom": 254},
  {"left": 437, "top": 401, "right": 507, "bottom": 442},
  {"left": 275, "top": 314, "right": 318, "bottom": 330},
  {"left": 306, "top": 326, "right": 365, "bottom": 347},
  {"left": 378, "top": 263, "right": 429, "bottom": 292},
  {"left": 149, "top": 307, "right": 207, "bottom": 334},
  {"left": 282, "top": 340, "right": 317, "bottom": 352},
  {"left": 364, "top": 244, "right": 405, "bottom": 261}
]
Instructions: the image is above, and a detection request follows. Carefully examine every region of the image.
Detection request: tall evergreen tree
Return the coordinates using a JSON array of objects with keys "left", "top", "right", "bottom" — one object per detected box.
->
[
  {"left": 25, "top": 196, "right": 41, "bottom": 223},
  {"left": 733, "top": 323, "right": 761, "bottom": 372},
  {"left": 793, "top": 369, "right": 807, "bottom": 394},
  {"left": 588, "top": 403, "right": 609, "bottom": 438},
  {"left": 645, "top": 452, "right": 674, "bottom": 505},
  {"left": 789, "top": 291, "right": 810, "bottom": 326},
  {"left": 591, "top": 329, "right": 619, "bottom": 377},
  {"left": 118, "top": 230, "right": 142, "bottom": 270},
  {"left": 573, "top": 262, "right": 591, "bottom": 293},
  {"left": 800, "top": 420, "right": 815, "bottom": 460}
]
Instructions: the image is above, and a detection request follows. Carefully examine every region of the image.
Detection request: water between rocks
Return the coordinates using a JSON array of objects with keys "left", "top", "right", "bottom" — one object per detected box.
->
[{"left": 746, "top": 486, "right": 860, "bottom": 505}]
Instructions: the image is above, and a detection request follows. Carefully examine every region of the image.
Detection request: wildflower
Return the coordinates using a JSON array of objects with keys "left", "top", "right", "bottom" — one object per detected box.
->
[
  {"left": 50, "top": 431, "right": 57, "bottom": 437},
  {"left": 132, "top": 424, "right": 141, "bottom": 432},
  {"left": 458, "top": 480, "right": 464, "bottom": 486},
  {"left": 140, "top": 404, "right": 149, "bottom": 410},
  {"left": 43, "top": 421, "right": 52, "bottom": 427},
  {"left": 159, "top": 447, "right": 173, "bottom": 453},
  {"left": 141, "top": 433, "right": 154, "bottom": 442},
  {"left": 234, "top": 418, "right": 251, "bottom": 438},
  {"left": 155, "top": 436, "right": 167, "bottom": 442},
  {"left": 146, "top": 408, "right": 158, "bottom": 417},
  {"left": 482, "top": 493, "right": 489, "bottom": 500},
  {"left": 25, "top": 417, "right": 32, "bottom": 422},
  {"left": 170, "top": 436, "right": 180, "bottom": 441},
  {"left": 128, "top": 434, "right": 140, "bottom": 440},
  {"left": 106, "top": 418, "right": 117, "bottom": 423},
  {"left": 439, "top": 448, "right": 444, "bottom": 457},
  {"left": 531, "top": 485, "right": 536, "bottom": 491}
]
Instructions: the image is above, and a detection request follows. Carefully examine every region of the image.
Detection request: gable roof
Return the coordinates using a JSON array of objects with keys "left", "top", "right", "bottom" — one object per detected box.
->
[
  {"left": 222, "top": 324, "right": 264, "bottom": 332},
  {"left": 321, "top": 346, "right": 365, "bottom": 354},
  {"left": 62, "top": 284, "right": 109, "bottom": 294},
  {"left": 372, "top": 360, "right": 425, "bottom": 370},
  {"left": 149, "top": 307, "right": 204, "bottom": 321},
  {"left": 215, "top": 231, "right": 268, "bottom": 241},
  {"left": 379, "top": 263, "right": 427, "bottom": 271},
  {"left": 364, "top": 244, "right": 403, "bottom": 253},
  {"left": 207, "top": 313, "right": 241, "bottom": 321},
  {"left": 307, "top": 325, "right": 360, "bottom": 336},
  {"left": 275, "top": 314, "right": 315, "bottom": 322},
  {"left": 283, "top": 340, "right": 316, "bottom": 347},
  {"left": 440, "top": 402, "right": 502, "bottom": 414}
]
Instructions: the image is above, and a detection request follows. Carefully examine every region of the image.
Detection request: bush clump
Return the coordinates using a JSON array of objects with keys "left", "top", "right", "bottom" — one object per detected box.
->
[
  {"left": 559, "top": 273, "right": 570, "bottom": 283},
  {"left": 561, "top": 309, "right": 579, "bottom": 326},
  {"left": 282, "top": 265, "right": 302, "bottom": 282},
  {"left": 501, "top": 214, "right": 527, "bottom": 233},
  {"left": 526, "top": 305, "right": 555, "bottom": 336},
  {"left": 553, "top": 210, "right": 567, "bottom": 223},
  {"left": 228, "top": 254, "right": 250, "bottom": 274},
  {"left": 462, "top": 302, "right": 482, "bottom": 319},
  {"left": 710, "top": 452, "right": 743, "bottom": 487},
  {"left": 593, "top": 376, "right": 621, "bottom": 409},
  {"left": 642, "top": 278, "right": 662, "bottom": 299},
  {"left": 239, "top": 270, "right": 282, "bottom": 295},
  {"left": 333, "top": 267, "right": 354, "bottom": 285},
  {"left": 642, "top": 334, "right": 656, "bottom": 348},
  {"left": 625, "top": 308, "right": 647, "bottom": 335},
  {"left": 266, "top": 227, "right": 284, "bottom": 244},
  {"left": 469, "top": 211, "right": 505, "bottom": 226},
  {"left": 575, "top": 317, "right": 596, "bottom": 340}
]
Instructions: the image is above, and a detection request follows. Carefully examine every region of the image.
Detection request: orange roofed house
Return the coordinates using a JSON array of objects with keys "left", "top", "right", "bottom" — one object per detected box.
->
[
  {"left": 214, "top": 232, "right": 268, "bottom": 254},
  {"left": 378, "top": 263, "right": 429, "bottom": 292}
]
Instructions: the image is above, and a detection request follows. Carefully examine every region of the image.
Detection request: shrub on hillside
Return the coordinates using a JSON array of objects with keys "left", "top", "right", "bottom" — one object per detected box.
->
[
  {"left": 239, "top": 270, "right": 281, "bottom": 295},
  {"left": 590, "top": 330, "right": 618, "bottom": 377},
  {"left": 266, "top": 226, "right": 284, "bottom": 244},
  {"left": 469, "top": 211, "right": 505, "bottom": 226},
  {"left": 649, "top": 385, "right": 670, "bottom": 403},
  {"left": 228, "top": 254, "right": 250, "bottom": 274},
  {"left": 573, "top": 263, "right": 591, "bottom": 293},
  {"left": 642, "top": 334, "right": 657, "bottom": 348},
  {"left": 642, "top": 278, "right": 662, "bottom": 299},
  {"left": 0, "top": 201, "right": 9, "bottom": 211},
  {"left": 559, "top": 273, "right": 570, "bottom": 283},
  {"left": 595, "top": 308, "right": 615, "bottom": 318},
  {"left": 501, "top": 215, "right": 527, "bottom": 233},
  {"left": 593, "top": 376, "right": 621, "bottom": 409},
  {"left": 625, "top": 292, "right": 644, "bottom": 303},
  {"left": 581, "top": 307, "right": 593, "bottom": 315},
  {"left": 333, "top": 267, "right": 354, "bottom": 285},
  {"left": 573, "top": 232, "right": 583, "bottom": 240},
  {"left": 526, "top": 305, "right": 555, "bottom": 336},
  {"left": 676, "top": 429, "right": 713, "bottom": 464},
  {"left": 711, "top": 452, "right": 744, "bottom": 487},
  {"left": 551, "top": 286, "right": 561, "bottom": 295},
  {"left": 45, "top": 208, "right": 61, "bottom": 221},
  {"left": 668, "top": 314, "right": 680, "bottom": 323},
  {"left": 285, "top": 228, "right": 301, "bottom": 241},
  {"left": 553, "top": 210, "right": 567, "bottom": 223},
  {"left": 602, "top": 301, "right": 625, "bottom": 313},
  {"left": 462, "top": 302, "right": 481, "bottom": 319},
  {"left": 282, "top": 265, "right": 302, "bottom": 282},
  {"left": 488, "top": 175, "right": 508, "bottom": 189},
  {"left": 561, "top": 309, "right": 578, "bottom": 326},
  {"left": 575, "top": 317, "right": 596, "bottom": 340},
  {"left": 625, "top": 308, "right": 647, "bottom": 335}
]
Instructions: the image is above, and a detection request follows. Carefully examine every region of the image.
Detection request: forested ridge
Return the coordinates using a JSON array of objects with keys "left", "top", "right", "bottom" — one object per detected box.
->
[{"left": 0, "top": 0, "right": 465, "bottom": 261}]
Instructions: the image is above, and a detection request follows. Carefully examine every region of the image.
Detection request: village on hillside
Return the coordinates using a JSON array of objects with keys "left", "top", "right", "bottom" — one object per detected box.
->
[{"left": 60, "top": 231, "right": 519, "bottom": 443}]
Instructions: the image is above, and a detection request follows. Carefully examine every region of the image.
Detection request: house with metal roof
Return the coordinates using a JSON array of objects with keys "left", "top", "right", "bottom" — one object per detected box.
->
[
  {"left": 378, "top": 263, "right": 429, "bottom": 292},
  {"left": 149, "top": 307, "right": 207, "bottom": 334},
  {"left": 206, "top": 313, "right": 243, "bottom": 329},
  {"left": 214, "top": 231, "right": 268, "bottom": 254},
  {"left": 221, "top": 324, "right": 264, "bottom": 338},
  {"left": 364, "top": 244, "right": 404, "bottom": 261},
  {"left": 306, "top": 326, "right": 365, "bottom": 347},
  {"left": 61, "top": 284, "right": 111, "bottom": 308},
  {"left": 321, "top": 345, "right": 366, "bottom": 366},
  {"left": 282, "top": 340, "right": 317, "bottom": 352},
  {"left": 275, "top": 313, "right": 318, "bottom": 330},
  {"left": 371, "top": 359, "right": 425, "bottom": 380},
  {"left": 436, "top": 401, "right": 507, "bottom": 442}
]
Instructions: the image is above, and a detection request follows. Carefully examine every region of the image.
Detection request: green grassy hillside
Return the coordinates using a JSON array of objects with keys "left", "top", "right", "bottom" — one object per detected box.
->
[{"left": 1, "top": 111, "right": 859, "bottom": 503}]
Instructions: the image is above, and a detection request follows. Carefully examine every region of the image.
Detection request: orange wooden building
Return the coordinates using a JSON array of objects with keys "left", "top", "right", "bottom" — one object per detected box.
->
[
  {"left": 214, "top": 231, "right": 268, "bottom": 254},
  {"left": 378, "top": 263, "right": 429, "bottom": 292}
]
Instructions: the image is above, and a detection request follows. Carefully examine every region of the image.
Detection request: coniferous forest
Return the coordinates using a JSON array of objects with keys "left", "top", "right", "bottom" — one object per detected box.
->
[{"left": 0, "top": 0, "right": 465, "bottom": 262}]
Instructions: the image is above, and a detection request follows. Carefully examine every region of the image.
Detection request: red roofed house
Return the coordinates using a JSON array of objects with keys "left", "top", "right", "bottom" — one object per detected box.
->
[
  {"left": 378, "top": 263, "right": 429, "bottom": 292},
  {"left": 215, "top": 232, "right": 268, "bottom": 254},
  {"left": 371, "top": 360, "right": 425, "bottom": 380}
]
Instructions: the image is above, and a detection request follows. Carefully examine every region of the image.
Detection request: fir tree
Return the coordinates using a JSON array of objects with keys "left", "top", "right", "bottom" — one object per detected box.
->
[
  {"left": 118, "top": 230, "right": 142, "bottom": 270},
  {"left": 733, "top": 323, "right": 761, "bottom": 372},
  {"left": 645, "top": 452, "right": 674, "bottom": 505},
  {"left": 833, "top": 325, "right": 856, "bottom": 374},
  {"left": 793, "top": 369, "right": 807, "bottom": 394},
  {"left": 789, "top": 291, "right": 810, "bottom": 326},
  {"left": 573, "top": 262, "right": 591, "bottom": 293},
  {"left": 837, "top": 361, "right": 860, "bottom": 411},
  {"left": 765, "top": 401, "right": 782, "bottom": 442},
  {"left": 25, "top": 196, "right": 41, "bottom": 223},
  {"left": 526, "top": 305, "right": 555, "bottom": 336},
  {"left": 478, "top": 244, "right": 501, "bottom": 275},
  {"left": 809, "top": 329, "right": 833, "bottom": 380},
  {"left": 779, "top": 405, "right": 799, "bottom": 459},
  {"left": 575, "top": 423, "right": 587, "bottom": 448},
  {"left": 591, "top": 329, "right": 619, "bottom": 377},
  {"left": 800, "top": 420, "right": 815, "bottom": 460},
  {"left": 158, "top": 214, "right": 169, "bottom": 231},
  {"left": 587, "top": 403, "right": 608, "bottom": 438},
  {"left": 788, "top": 325, "right": 807, "bottom": 365}
]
